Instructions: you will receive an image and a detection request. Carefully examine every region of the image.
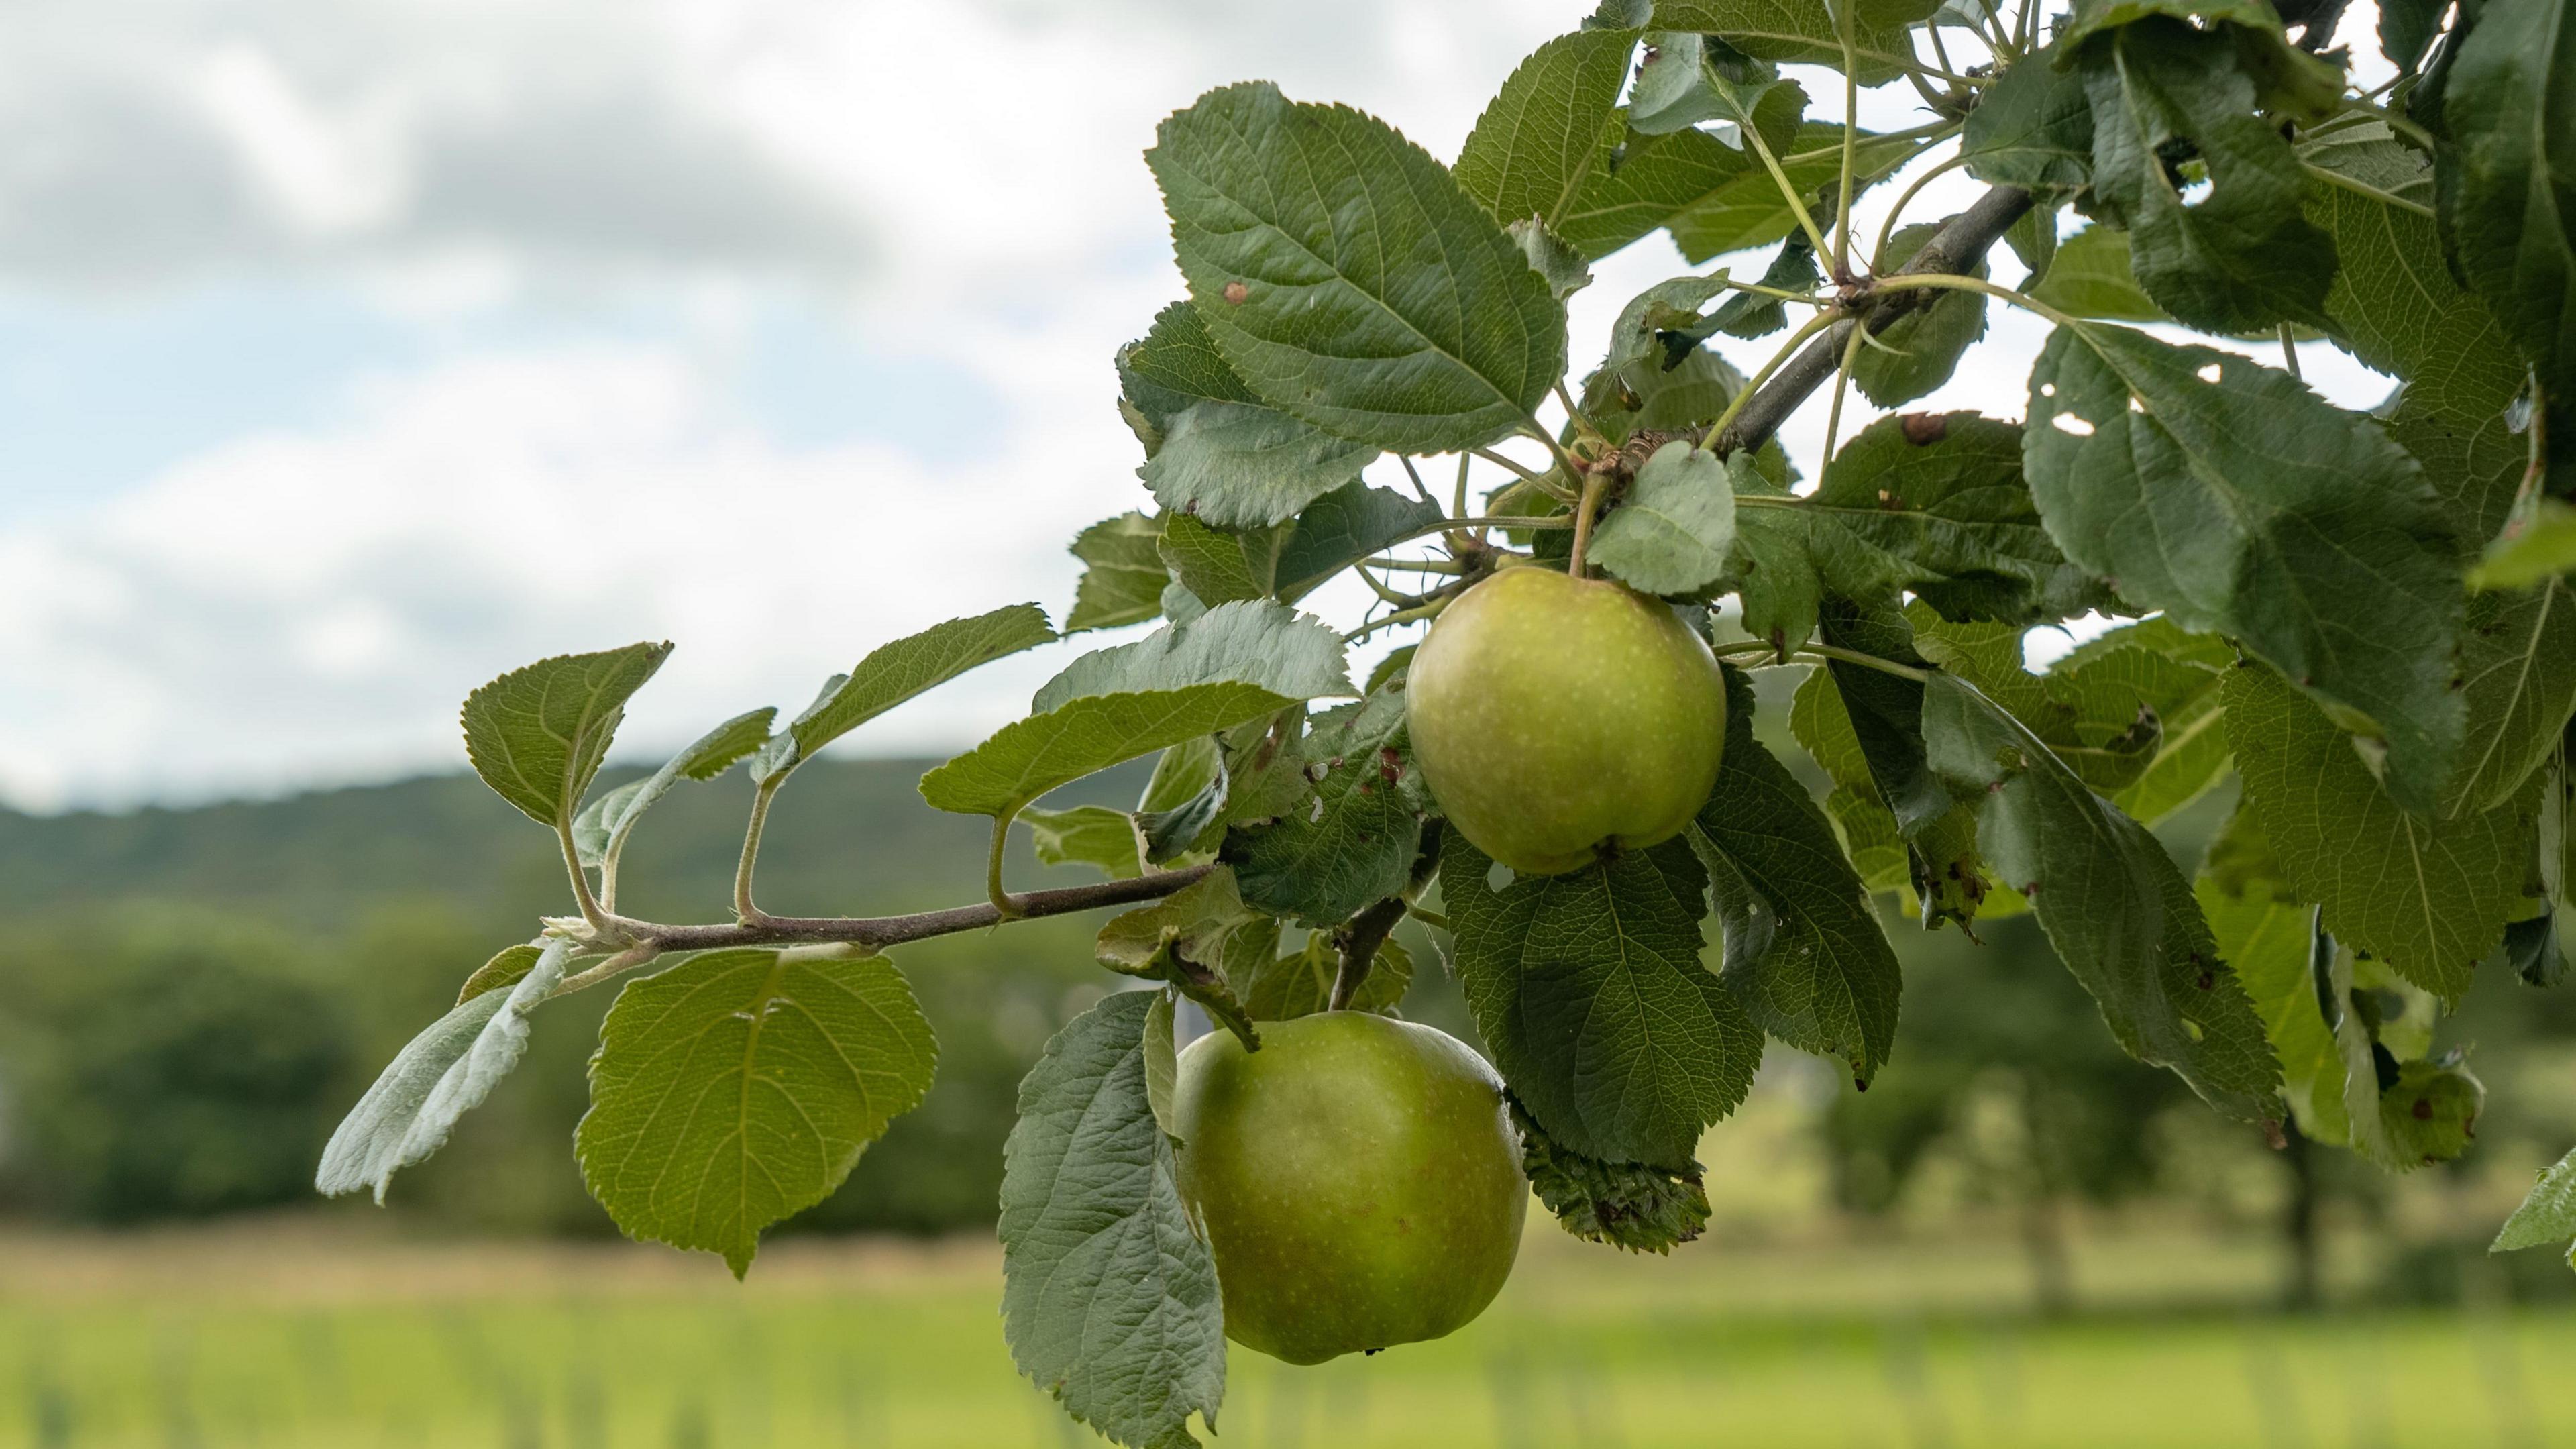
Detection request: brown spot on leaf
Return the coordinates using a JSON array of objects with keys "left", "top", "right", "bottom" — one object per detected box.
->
[
  {"left": 2196, "top": 970, "right": 2214, "bottom": 991},
  {"left": 1900, "top": 412, "right": 1948, "bottom": 445},
  {"left": 2412, "top": 1097, "right": 2433, "bottom": 1120},
  {"left": 1222, "top": 280, "right": 1249, "bottom": 305},
  {"left": 2263, "top": 1119, "right": 2288, "bottom": 1150}
]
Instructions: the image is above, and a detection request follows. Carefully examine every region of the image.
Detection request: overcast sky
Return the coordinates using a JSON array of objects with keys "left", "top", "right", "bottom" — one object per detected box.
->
[{"left": 0, "top": 0, "right": 2397, "bottom": 812}]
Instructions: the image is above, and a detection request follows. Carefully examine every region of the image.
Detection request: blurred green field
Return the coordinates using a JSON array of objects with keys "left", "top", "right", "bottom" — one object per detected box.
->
[{"left": 4, "top": 1218, "right": 2567, "bottom": 1449}]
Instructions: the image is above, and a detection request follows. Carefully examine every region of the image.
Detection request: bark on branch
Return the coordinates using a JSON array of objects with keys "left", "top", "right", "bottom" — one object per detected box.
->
[
  {"left": 617, "top": 864, "right": 1217, "bottom": 955},
  {"left": 1709, "top": 184, "right": 2037, "bottom": 460}
]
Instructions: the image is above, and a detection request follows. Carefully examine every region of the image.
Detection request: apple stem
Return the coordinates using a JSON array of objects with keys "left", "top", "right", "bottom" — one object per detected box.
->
[
  {"left": 1328, "top": 896, "right": 1409, "bottom": 1011},
  {"left": 1565, "top": 467, "right": 1612, "bottom": 578}
]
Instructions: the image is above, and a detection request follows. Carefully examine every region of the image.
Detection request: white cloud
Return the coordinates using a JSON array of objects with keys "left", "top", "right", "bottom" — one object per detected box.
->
[
  {"left": 0, "top": 0, "right": 2420, "bottom": 810},
  {"left": 0, "top": 344, "right": 1132, "bottom": 809}
]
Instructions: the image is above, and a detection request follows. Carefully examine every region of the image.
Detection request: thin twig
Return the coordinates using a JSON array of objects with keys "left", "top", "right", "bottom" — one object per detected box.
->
[
  {"left": 2300, "top": 161, "right": 2436, "bottom": 219},
  {"left": 1835, "top": 0, "right": 1861, "bottom": 276},
  {"left": 734, "top": 779, "right": 780, "bottom": 922},
  {"left": 986, "top": 815, "right": 1023, "bottom": 918},
  {"left": 1822, "top": 319, "right": 1869, "bottom": 465},
  {"left": 579, "top": 865, "right": 1221, "bottom": 968},
  {"left": 1743, "top": 122, "right": 1840, "bottom": 263},
  {"left": 558, "top": 820, "right": 608, "bottom": 932},
  {"left": 1397, "top": 454, "right": 1438, "bottom": 506},
  {"left": 1567, "top": 467, "right": 1612, "bottom": 577},
  {"left": 1473, "top": 445, "right": 1570, "bottom": 501},
  {"left": 1801, "top": 643, "right": 1935, "bottom": 682},
  {"left": 1871, "top": 151, "right": 1971, "bottom": 272},
  {"left": 1699, "top": 307, "right": 1848, "bottom": 453}
]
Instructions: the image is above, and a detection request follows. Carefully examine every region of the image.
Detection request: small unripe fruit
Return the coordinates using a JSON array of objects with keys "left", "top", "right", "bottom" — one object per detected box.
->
[
  {"left": 1172, "top": 1013, "right": 1525, "bottom": 1365},
  {"left": 1405, "top": 567, "right": 1726, "bottom": 875}
]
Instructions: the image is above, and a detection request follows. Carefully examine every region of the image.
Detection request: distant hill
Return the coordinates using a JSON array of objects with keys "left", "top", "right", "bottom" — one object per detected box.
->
[
  {"left": 0, "top": 755, "right": 1159, "bottom": 1238},
  {"left": 0, "top": 755, "right": 1139, "bottom": 934}
]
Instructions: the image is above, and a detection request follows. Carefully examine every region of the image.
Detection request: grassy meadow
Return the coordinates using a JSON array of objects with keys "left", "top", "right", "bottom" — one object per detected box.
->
[{"left": 4, "top": 1216, "right": 2569, "bottom": 1449}]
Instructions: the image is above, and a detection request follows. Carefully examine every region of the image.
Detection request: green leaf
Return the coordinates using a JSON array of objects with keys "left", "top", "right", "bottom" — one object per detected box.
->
[
  {"left": 2196, "top": 800, "right": 2350, "bottom": 1141},
  {"left": 1803, "top": 411, "right": 2106, "bottom": 625},
  {"left": 2436, "top": 0, "right": 2576, "bottom": 405},
  {"left": 1708, "top": 235, "right": 1823, "bottom": 341},
  {"left": 1138, "top": 735, "right": 1228, "bottom": 857},
  {"left": 1788, "top": 666, "right": 1911, "bottom": 892},
  {"left": 461, "top": 642, "right": 672, "bottom": 827},
  {"left": 1000, "top": 991, "right": 1224, "bottom": 1449},
  {"left": 1508, "top": 217, "right": 1595, "bottom": 299},
  {"left": 2080, "top": 18, "right": 2339, "bottom": 333},
  {"left": 455, "top": 943, "right": 543, "bottom": 1006},
  {"left": 1921, "top": 672, "right": 2282, "bottom": 1122},
  {"left": 1960, "top": 40, "right": 2095, "bottom": 200},
  {"left": 1222, "top": 686, "right": 1426, "bottom": 927},
  {"left": 1692, "top": 665, "right": 1902, "bottom": 1083},
  {"left": 1907, "top": 609, "right": 2166, "bottom": 796},
  {"left": 1855, "top": 223, "right": 1988, "bottom": 407},
  {"left": 2059, "top": 0, "right": 2288, "bottom": 43},
  {"left": 2053, "top": 617, "right": 2237, "bottom": 823},
  {"left": 1273, "top": 482, "right": 1444, "bottom": 600},
  {"left": 2303, "top": 123, "right": 2535, "bottom": 549},
  {"left": 1094, "top": 870, "right": 1275, "bottom": 1050},
  {"left": 2471, "top": 502, "right": 2576, "bottom": 591},
  {"left": 2025, "top": 225, "right": 2171, "bottom": 322},
  {"left": 2025, "top": 319, "right": 2465, "bottom": 811},
  {"left": 1438, "top": 835, "right": 1763, "bottom": 1169},
  {"left": 2224, "top": 660, "right": 2539, "bottom": 1001},
  {"left": 1237, "top": 934, "right": 1416, "bottom": 1020},
  {"left": 2061, "top": 0, "right": 2345, "bottom": 119},
  {"left": 1652, "top": 0, "right": 1934, "bottom": 85},
  {"left": 317, "top": 938, "right": 571, "bottom": 1203},
  {"left": 2449, "top": 578, "right": 2576, "bottom": 814},
  {"left": 1455, "top": 28, "right": 1639, "bottom": 231},
  {"left": 1578, "top": 274, "right": 1747, "bottom": 444},
  {"left": 1144, "top": 991, "right": 1181, "bottom": 1142},
  {"left": 923, "top": 604, "right": 1352, "bottom": 820},
  {"left": 1818, "top": 601, "right": 1953, "bottom": 838},
  {"left": 1590, "top": 440, "right": 1741, "bottom": 595},
  {"left": 1625, "top": 32, "right": 1717, "bottom": 134},
  {"left": 1022, "top": 804, "right": 1145, "bottom": 880},
  {"left": 1510, "top": 1095, "right": 1710, "bottom": 1254},
  {"left": 1720, "top": 455, "right": 1826, "bottom": 653},
  {"left": 1788, "top": 643, "right": 2021, "bottom": 932},
  {"left": 2496, "top": 1144, "right": 2576, "bottom": 1254},
  {"left": 1667, "top": 125, "right": 1922, "bottom": 262},
  {"left": 1554, "top": 85, "right": 1802, "bottom": 260},
  {"left": 1140, "top": 402, "right": 1379, "bottom": 530},
  {"left": 576, "top": 947, "right": 934, "bottom": 1277},
  {"left": 1120, "top": 301, "right": 1260, "bottom": 455},
  {"left": 2379, "top": 0, "right": 2445, "bottom": 74},
  {"left": 767, "top": 605, "right": 1056, "bottom": 781},
  {"left": 1069, "top": 513, "right": 1171, "bottom": 633},
  {"left": 575, "top": 707, "right": 777, "bottom": 868},
  {"left": 1150, "top": 82, "right": 1568, "bottom": 454},
  {"left": 1032, "top": 600, "right": 1348, "bottom": 714},
  {"left": 1159, "top": 514, "right": 1281, "bottom": 606}
]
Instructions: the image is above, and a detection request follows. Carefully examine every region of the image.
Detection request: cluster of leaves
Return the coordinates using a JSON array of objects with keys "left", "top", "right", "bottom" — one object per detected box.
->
[{"left": 315, "top": 0, "right": 2576, "bottom": 1444}]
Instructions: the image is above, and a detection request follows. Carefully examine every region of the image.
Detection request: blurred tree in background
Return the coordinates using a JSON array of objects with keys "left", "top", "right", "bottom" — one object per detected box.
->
[
  {"left": 3, "top": 751, "right": 2573, "bottom": 1318},
  {"left": 0, "top": 918, "right": 351, "bottom": 1220}
]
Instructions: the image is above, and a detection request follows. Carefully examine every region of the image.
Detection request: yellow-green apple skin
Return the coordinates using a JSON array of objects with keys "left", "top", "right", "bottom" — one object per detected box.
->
[
  {"left": 1171, "top": 1012, "right": 1525, "bottom": 1365},
  {"left": 1405, "top": 566, "right": 1727, "bottom": 875}
]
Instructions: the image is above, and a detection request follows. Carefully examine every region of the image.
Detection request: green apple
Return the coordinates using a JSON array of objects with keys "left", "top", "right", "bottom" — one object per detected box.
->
[
  {"left": 1405, "top": 566, "right": 1726, "bottom": 875},
  {"left": 1171, "top": 1012, "right": 1525, "bottom": 1365}
]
